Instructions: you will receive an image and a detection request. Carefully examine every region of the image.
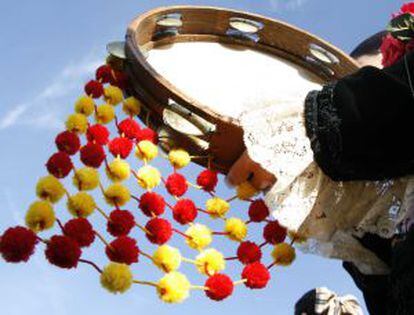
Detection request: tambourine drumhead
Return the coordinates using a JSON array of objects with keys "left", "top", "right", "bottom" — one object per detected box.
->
[
  {"left": 147, "top": 41, "right": 322, "bottom": 121},
  {"left": 125, "top": 6, "right": 359, "bottom": 174}
]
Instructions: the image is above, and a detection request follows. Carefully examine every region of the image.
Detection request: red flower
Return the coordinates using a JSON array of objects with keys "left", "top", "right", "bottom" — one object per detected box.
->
[
  {"left": 63, "top": 218, "right": 95, "bottom": 247},
  {"left": 237, "top": 241, "right": 262, "bottom": 265},
  {"left": 55, "top": 131, "right": 81, "bottom": 155},
  {"left": 45, "top": 235, "right": 82, "bottom": 269},
  {"left": 109, "top": 70, "right": 129, "bottom": 89},
  {"left": 95, "top": 65, "right": 113, "bottom": 84},
  {"left": 46, "top": 152, "right": 73, "bottom": 178},
  {"left": 248, "top": 199, "right": 269, "bottom": 223},
  {"left": 105, "top": 236, "right": 139, "bottom": 265},
  {"left": 165, "top": 173, "right": 188, "bottom": 197},
  {"left": 108, "top": 137, "right": 133, "bottom": 159},
  {"left": 145, "top": 218, "right": 172, "bottom": 245},
  {"left": 205, "top": 274, "right": 234, "bottom": 301},
  {"left": 263, "top": 221, "right": 287, "bottom": 245},
  {"left": 172, "top": 199, "right": 198, "bottom": 225},
  {"left": 80, "top": 143, "right": 106, "bottom": 168},
  {"left": 87, "top": 124, "right": 110, "bottom": 145},
  {"left": 84, "top": 80, "right": 104, "bottom": 98},
  {"left": 118, "top": 118, "right": 141, "bottom": 139},
  {"left": 241, "top": 262, "right": 270, "bottom": 289},
  {"left": 107, "top": 209, "right": 135, "bottom": 237},
  {"left": 196, "top": 169, "right": 218, "bottom": 192},
  {"left": 138, "top": 192, "right": 166, "bottom": 217},
  {"left": 381, "top": 34, "right": 406, "bottom": 67},
  {"left": 136, "top": 128, "right": 158, "bottom": 144},
  {"left": 400, "top": 3, "right": 414, "bottom": 14},
  {"left": 0, "top": 226, "right": 38, "bottom": 263}
]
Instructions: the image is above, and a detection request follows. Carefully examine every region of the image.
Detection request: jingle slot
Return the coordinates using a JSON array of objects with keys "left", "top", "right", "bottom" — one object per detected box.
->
[
  {"left": 227, "top": 17, "right": 263, "bottom": 43},
  {"left": 309, "top": 43, "right": 339, "bottom": 65},
  {"left": 305, "top": 55, "right": 335, "bottom": 78},
  {"left": 106, "top": 41, "right": 126, "bottom": 60},
  {"left": 153, "top": 13, "right": 183, "bottom": 41}
]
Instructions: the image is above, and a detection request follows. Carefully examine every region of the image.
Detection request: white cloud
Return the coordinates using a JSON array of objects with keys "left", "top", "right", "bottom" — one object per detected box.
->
[
  {"left": 0, "top": 53, "right": 102, "bottom": 131},
  {"left": 269, "top": 0, "right": 309, "bottom": 11}
]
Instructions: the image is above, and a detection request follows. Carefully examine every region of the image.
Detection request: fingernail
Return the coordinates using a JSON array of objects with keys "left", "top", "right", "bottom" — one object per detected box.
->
[{"left": 259, "top": 181, "right": 273, "bottom": 190}]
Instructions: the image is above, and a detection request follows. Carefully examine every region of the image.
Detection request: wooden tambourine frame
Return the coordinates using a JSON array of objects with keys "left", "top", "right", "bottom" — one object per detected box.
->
[{"left": 124, "top": 6, "right": 359, "bottom": 174}]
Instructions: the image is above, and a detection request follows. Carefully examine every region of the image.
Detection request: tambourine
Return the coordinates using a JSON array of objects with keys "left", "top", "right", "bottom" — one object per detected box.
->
[{"left": 120, "top": 6, "right": 358, "bottom": 174}]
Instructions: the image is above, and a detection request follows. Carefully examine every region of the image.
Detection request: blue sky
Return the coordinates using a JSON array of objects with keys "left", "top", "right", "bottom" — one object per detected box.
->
[{"left": 0, "top": 1, "right": 406, "bottom": 314}]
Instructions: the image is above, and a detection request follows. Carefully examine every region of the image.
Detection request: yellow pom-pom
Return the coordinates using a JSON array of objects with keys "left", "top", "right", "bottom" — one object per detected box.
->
[
  {"left": 135, "top": 140, "right": 158, "bottom": 162},
  {"left": 153, "top": 245, "right": 182, "bottom": 273},
  {"left": 74, "top": 95, "right": 95, "bottom": 116},
  {"left": 185, "top": 224, "right": 212, "bottom": 251},
  {"left": 104, "top": 85, "right": 123, "bottom": 105},
  {"left": 123, "top": 96, "right": 141, "bottom": 116},
  {"left": 157, "top": 271, "right": 191, "bottom": 304},
  {"left": 106, "top": 158, "right": 131, "bottom": 182},
  {"left": 168, "top": 149, "right": 191, "bottom": 169},
  {"left": 236, "top": 181, "right": 258, "bottom": 200},
  {"left": 195, "top": 248, "right": 225, "bottom": 276},
  {"left": 65, "top": 113, "right": 88, "bottom": 134},
  {"left": 67, "top": 192, "right": 96, "bottom": 217},
  {"left": 225, "top": 217, "right": 247, "bottom": 242},
  {"left": 100, "top": 262, "right": 133, "bottom": 294},
  {"left": 25, "top": 200, "right": 55, "bottom": 232},
  {"left": 95, "top": 103, "right": 115, "bottom": 124},
  {"left": 205, "top": 197, "right": 230, "bottom": 218},
  {"left": 271, "top": 243, "right": 296, "bottom": 266},
  {"left": 73, "top": 167, "right": 100, "bottom": 191},
  {"left": 36, "top": 175, "right": 65, "bottom": 203},
  {"left": 104, "top": 183, "right": 131, "bottom": 206},
  {"left": 136, "top": 165, "right": 161, "bottom": 190}
]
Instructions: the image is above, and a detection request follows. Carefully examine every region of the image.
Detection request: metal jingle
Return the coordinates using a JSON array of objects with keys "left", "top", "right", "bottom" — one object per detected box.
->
[{"left": 106, "top": 41, "right": 126, "bottom": 59}]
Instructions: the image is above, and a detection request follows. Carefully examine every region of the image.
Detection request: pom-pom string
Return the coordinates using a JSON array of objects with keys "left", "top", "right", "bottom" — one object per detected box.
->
[
  {"left": 79, "top": 258, "right": 103, "bottom": 273},
  {"left": 133, "top": 279, "right": 158, "bottom": 288},
  {"left": 226, "top": 196, "right": 237, "bottom": 203},
  {"left": 225, "top": 256, "right": 238, "bottom": 261},
  {"left": 190, "top": 285, "right": 209, "bottom": 291},
  {"left": 95, "top": 230, "right": 112, "bottom": 249},
  {"left": 173, "top": 228, "right": 193, "bottom": 240},
  {"left": 233, "top": 279, "right": 247, "bottom": 286},
  {"left": 212, "top": 231, "right": 229, "bottom": 236},
  {"left": 259, "top": 241, "right": 268, "bottom": 248}
]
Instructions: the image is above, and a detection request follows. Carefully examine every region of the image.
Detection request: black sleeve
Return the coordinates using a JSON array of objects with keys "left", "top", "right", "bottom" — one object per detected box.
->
[{"left": 304, "top": 51, "right": 414, "bottom": 181}]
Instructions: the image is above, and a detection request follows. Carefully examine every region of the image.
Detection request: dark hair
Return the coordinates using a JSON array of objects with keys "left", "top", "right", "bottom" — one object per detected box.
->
[
  {"left": 295, "top": 289, "right": 328, "bottom": 315},
  {"left": 350, "top": 30, "right": 388, "bottom": 58}
]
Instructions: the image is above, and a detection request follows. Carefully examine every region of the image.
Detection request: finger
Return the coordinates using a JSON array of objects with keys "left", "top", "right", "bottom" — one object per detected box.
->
[
  {"left": 250, "top": 167, "right": 277, "bottom": 191},
  {"left": 226, "top": 152, "right": 254, "bottom": 186}
]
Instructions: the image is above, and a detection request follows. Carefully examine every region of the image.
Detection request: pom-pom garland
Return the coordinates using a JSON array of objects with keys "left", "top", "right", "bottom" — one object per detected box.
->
[
  {"left": 55, "top": 131, "right": 81, "bottom": 155},
  {"left": 107, "top": 210, "right": 135, "bottom": 237},
  {"left": 0, "top": 226, "right": 38, "bottom": 263},
  {"left": 1, "top": 60, "right": 300, "bottom": 304},
  {"left": 165, "top": 173, "right": 188, "bottom": 197},
  {"left": 46, "top": 152, "right": 73, "bottom": 178},
  {"left": 45, "top": 235, "right": 82, "bottom": 269},
  {"left": 63, "top": 218, "right": 95, "bottom": 247}
]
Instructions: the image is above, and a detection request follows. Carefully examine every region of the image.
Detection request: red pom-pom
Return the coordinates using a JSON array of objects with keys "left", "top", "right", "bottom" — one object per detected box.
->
[
  {"left": 205, "top": 274, "right": 234, "bottom": 301},
  {"left": 0, "top": 226, "right": 38, "bottom": 263},
  {"left": 108, "top": 137, "right": 133, "bottom": 159},
  {"left": 80, "top": 143, "right": 106, "bottom": 168},
  {"left": 196, "top": 169, "right": 218, "bottom": 192},
  {"left": 118, "top": 118, "right": 141, "bottom": 139},
  {"left": 401, "top": 3, "right": 414, "bottom": 14},
  {"left": 107, "top": 210, "right": 135, "bottom": 237},
  {"left": 237, "top": 241, "right": 262, "bottom": 265},
  {"left": 63, "top": 218, "right": 95, "bottom": 248},
  {"left": 138, "top": 192, "right": 166, "bottom": 217},
  {"left": 145, "top": 218, "right": 172, "bottom": 245},
  {"left": 87, "top": 124, "right": 110, "bottom": 145},
  {"left": 46, "top": 152, "right": 73, "bottom": 178},
  {"left": 248, "top": 199, "right": 270, "bottom": 223},
  {"left": 263, "top": 221, "right": 287, "bottom": 245},
  {"left": 45, "top": 235, "right": 82, "bottom": 269},
  {"left": 165, "top": 173, "right": 188, "bottom": 197},
  {"left": 241, "top": 262, "right": 270, "bottom": 289},
  {"left": 95, "top": 65, "right": 113, "bottom": 83},
  {"left": 136, "top": 128, "right": 158, "bottom": 144},
  {"left": 55, "top": 131, "right": 81, "bottom": 155},
  {"left": 172, "top": 199, "right": 198, "bottom": 225},
  {"left": 84, "top": 80, "right": 104, "bottom": 98},
  {"left": 105, "top": 236, "right": 139, "bottom": 265},
  {"left": 109, "top": 70, "right": 128, "bottom": 89}
]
